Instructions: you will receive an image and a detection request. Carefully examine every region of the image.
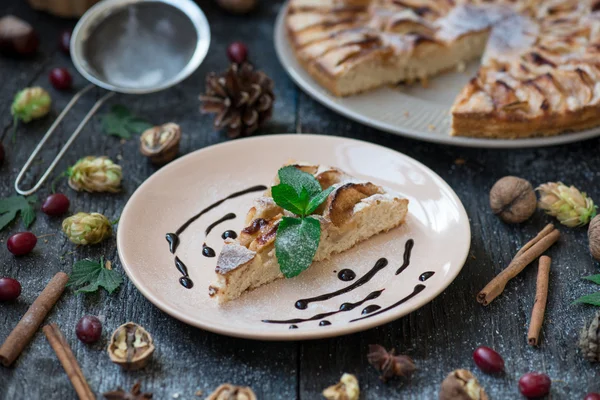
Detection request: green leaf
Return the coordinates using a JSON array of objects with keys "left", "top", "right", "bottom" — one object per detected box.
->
[
  {"left": 0, "top": 195, "right": 37, "bottom": 231},
  {"left": 275, "top": 216, "right": 321, "bottom": 278},
  {"left": 101, "top": 105, "right": 151, "bottom": 139},
  {"left": 306, "top": 186, "right": 335, "bottom": 215},
  {"left": 271, "top": 184, "right": 305, "bottom": 216},
  {"left": 68, "top": 258, "right": 123, "bottom": 295},
  {"left": 583, "top": 274, "right": 600, "bottom": 285},
  {"left": 573, "top": 291, "right": 600, "bottom": 306},
  {"left": 278, "top": 166, "right": 322, "bottom": 198}
]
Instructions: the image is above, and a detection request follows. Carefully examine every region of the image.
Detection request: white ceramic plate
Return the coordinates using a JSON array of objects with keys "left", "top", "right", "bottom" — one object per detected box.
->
[
  {"left": 274, "top": 3, "right": 600, "bottom": 149},
  {"left": 117, "top": 135, "right": 470, "bottom": 340}
]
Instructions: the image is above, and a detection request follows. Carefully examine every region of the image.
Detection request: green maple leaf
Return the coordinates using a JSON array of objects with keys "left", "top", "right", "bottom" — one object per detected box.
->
[
  {"left": 0, "top": 195, "right": 37, "bottom": 231},
  {"left": 68, "top": 258, "right": 123, "bottom": 294},
  {"left": 101, "top": 105, "right": 153, "bottom": 139}
]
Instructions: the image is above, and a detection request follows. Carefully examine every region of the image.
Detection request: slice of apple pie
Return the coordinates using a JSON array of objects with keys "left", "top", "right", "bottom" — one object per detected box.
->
[{"left": 208, "top": 163, "right": 408, "bottom": 304}]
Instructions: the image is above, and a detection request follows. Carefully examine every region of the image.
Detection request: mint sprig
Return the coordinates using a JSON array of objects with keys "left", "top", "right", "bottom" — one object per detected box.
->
[
  {"left": 68, "top": 257, "right": 123, "bottom": 294},
  {"left": 272, "top": 166, "right": 334, "bottom": 278},
  {"left": 574, "top": 274, "right": 600, "bottom": 306}
]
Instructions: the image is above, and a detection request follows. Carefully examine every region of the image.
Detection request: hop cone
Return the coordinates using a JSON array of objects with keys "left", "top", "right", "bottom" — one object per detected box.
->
[
  {"left": 62, "top": 212, "right": 112, "bottom": 245},
  {"left": 11, "top": 87, "right": 51, "bottom": 123},
  {"left": 68, "top": 156, "right": 122, "bottom": 193},
  {"left": 537, "top": 182, "right": 597, "bottom": 227}
]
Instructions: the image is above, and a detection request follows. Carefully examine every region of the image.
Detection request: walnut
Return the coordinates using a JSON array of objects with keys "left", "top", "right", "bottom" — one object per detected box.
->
[
  {"left": 489, "top": 176, "right": 537, "bottom": 223},
  {"left": 439, "top": 369, "right": 488, "bottom": 400},
  {"left": 206, "top": 384, "right": 256, "bottom": 400},
  {"left": 139, "top": 122, "right": 181, "bottom": 165},
  {"left": 107, "top": 322, "right": 155, "bottom": 370},
  {"left": 322, "top": 373, "right": 360, "bottom": 400},
  {"left": 589, "top": 215, "right": 600, "bottom": 261}
]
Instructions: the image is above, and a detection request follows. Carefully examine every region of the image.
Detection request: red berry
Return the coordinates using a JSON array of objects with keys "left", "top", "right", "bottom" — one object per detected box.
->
[
  {"left": 7, "top": 232, "right": 37, "bottom": 256},
  {"left": 59, "top": 30, "right": 72, "bottom": 55},
  {"left": 585, "top": 394, "right": 600, "bottom": 400},
  {"left": 0, "top": 142, "right": 4, "bottom": 167},
  {"left": 227, "top": 41, "right": 248, "bottom": 64},
  {"left": 473, "top": 346, "right": 505, "bottom": 374},
  {"left": 0, "top": 278, "right": 21, "bottom": 301},
  {"left": 518, "top": 372, "right": 551, "bottom": 398},
  {"left": 49, "top": 67, "right": 72, "bottom": 90},
  {"left": 42, "top": 193, "right": 70, "bottom": 216},
  {"left": 75, "top": 315, "right": 102, "bottom": 344}
]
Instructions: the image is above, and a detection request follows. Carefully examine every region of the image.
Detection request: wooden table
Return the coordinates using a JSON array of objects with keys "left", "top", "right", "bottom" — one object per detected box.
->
[{"left": 1, "top": 1, "right": 599, "bottom": 398}]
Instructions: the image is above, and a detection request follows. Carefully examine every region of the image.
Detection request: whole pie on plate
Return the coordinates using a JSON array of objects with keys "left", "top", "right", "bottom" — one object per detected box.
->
[
  {"left": 285, "top": 0, "right": 600, "bottom": 139},
  {"left": 208, "top": 163, "right": 409, "bottom": 303}
]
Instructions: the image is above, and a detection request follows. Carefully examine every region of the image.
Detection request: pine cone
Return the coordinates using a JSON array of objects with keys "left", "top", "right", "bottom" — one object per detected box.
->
[
  {"left": 199, "top": 63, "right": 274, "bottom": 138},
  {"left": 579, "top": 311, "right": 600, "bottom": 362}
]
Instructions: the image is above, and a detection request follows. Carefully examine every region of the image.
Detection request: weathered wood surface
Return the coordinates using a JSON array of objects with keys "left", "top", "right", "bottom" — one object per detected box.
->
[{"left": 1, "top": 1, "right": 599, "bottom": 399}]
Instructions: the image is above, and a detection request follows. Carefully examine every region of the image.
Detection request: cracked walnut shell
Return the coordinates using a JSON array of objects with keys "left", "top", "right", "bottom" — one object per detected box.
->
[
  {"left": 107, "top": 322, "right": 154, "bottom": 370},
  {"left": 322, "top": 373, "right": 360, "bottom": 400},
  {"left": 206, "top": 384, "right": 256, "bottom": 400},
  {"left": 139, "top": 122, "right": 181, "bottom": 165},
  {"left": 439, "top": 369, "right": 488, "bottom": 400}
]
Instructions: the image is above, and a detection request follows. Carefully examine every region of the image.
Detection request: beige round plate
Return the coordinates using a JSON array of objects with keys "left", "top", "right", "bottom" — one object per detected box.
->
[
  {"left": 274, "top": 3, "right": 600, "bottom": 148},
  {"left": 117, "top": 135, "right": 470, "bottom": 340}
]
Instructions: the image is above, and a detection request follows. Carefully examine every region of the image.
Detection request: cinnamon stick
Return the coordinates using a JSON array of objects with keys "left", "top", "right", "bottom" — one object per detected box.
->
[
  {"left": 0, "top": 272, "right": 68, "bottom": 367},
  {"left": 527, "top": 256, "right": 551, "bottom": 346},
  {"left": 513, "top": 224, "right": 555, "bottom": 259},
  {"left": 477, "top": 227, "right": 559, "bottom": 306},
  {"left": 43, "top": 324, "right": 95, "bottom": 400}
]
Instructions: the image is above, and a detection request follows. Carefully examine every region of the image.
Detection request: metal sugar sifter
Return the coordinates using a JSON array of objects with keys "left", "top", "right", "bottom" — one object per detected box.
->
[{"left": 15, "top": 0, "right": 210, "bottom": 195}]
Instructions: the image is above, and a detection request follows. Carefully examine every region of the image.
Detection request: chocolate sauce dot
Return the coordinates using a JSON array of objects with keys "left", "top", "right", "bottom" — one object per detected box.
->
[
  {"left": 289, "top": 325, "right": 298, "bottom": 329},
  {"left": 179, "top": 277, "right": 194, "bottom": 289},
  {"left": 339, "top": 302, "right": 356, "bottom": 312},
  {"left": 202, "top": 244, "right": 216, "bottom": 258},
  {"left": 337, "top": 269, "right": 356, "bottom": 281},
  {"left": 361, "top": 305, "right": 381, "bottom": 315},
  {"left": 222, "top": 230, "right": 237, "bottom": 240},
  {"left": 419, "top": 271, "right": 435, "bottom": 282},
  {"left": 319, "top": 320, "right": 331, "bottom": 326},
  {"left": 295, "top": 300, "right": 308, "bottom": 310}
]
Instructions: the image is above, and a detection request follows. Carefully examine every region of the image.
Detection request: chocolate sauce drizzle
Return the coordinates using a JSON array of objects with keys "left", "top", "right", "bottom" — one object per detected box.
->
[
  {"left": 337, "top": 269, "right": 356, "bottom": 282},
  {"left": 395, "top": 239, "right": 415, "bottom": 275},
  {"left": 319, "top": 320, "right": 331, "bottom": 326},
  {"left": 350, "top": 284, "right": 425, "bottom": 322},
  {"left": 419, "top": 271, "right": 435, "bottom": 282},
  {"left": 295, "top": 258, "right": 389, "bottom": 310},
  {"left": 205, "top": 213, "right": 236, "bottom": 236},
  {"left": 166, "top": 185, "right": 266, "bottom": 288},
  {"left": 264, "top": 290, "right": 384, "bottom": 324},
  {"left": 289, "top": 325, "right": 298, "bottom": 329},
  {"left": 222, "top": 230, "right": 237, "bottom": 240},
  {"left": 361, "top": 304, "right": 381, "bottom": 315}
]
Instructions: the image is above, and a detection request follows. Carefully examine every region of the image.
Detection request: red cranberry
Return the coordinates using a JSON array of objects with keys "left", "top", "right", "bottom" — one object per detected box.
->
[
  {"left": 42, "top": 193, "right": 70, "bottom": 216},
  {"left": 49, "top": 67, "right": 72, "bottom": 91},
  {"left": 518, "top": 372, "right": 551, "bottom": 398},
  {"left": 473, "top": 346, "right": 504, "bottom": 374},
  {"left": 58, "top": 30, "right": 72, "bottom": 55},
  {"left": 7, "top": 232, "right": 37, "bottom": 256},
  {"left": 585, "top": 394, "right": 600, "bottom": 400},
  {"left": 0, "top": 142, "right": 4, "bottom": 167},
  {"left": 75, "top": 315, "right": 102, "bottom": 344},
  {"left": 227, "top": 41, "right": 248, "bottom": 64},
  {"left": 0, "top": 278, "right": 21, "bottom": 301}
]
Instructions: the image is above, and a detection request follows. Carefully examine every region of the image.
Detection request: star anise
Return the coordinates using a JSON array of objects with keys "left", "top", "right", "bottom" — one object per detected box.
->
[
  {"left": 366, "top": 344, "right": 416, "bottom": 382},
  {"left": 199, "top": 62, "right": 274, "bottom": 138},
  {"left": 103, "top": 381, "right": 153, "bottom": 400}
]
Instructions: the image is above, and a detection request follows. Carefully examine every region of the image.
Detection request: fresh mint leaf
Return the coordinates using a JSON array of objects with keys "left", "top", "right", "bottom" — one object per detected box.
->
[
  {"left": 278, "top": 166, "right": 321, "bottom": 198},
  {"left": 275, "top": 216, "right": 321, "bottom": 278},
  {"left": 271, "top": 184, "right": 306, "bottom": 216},
  {"left": 68, "top": 258, "right": 123, "bottom": 294},
  {"left": 573, "top": 291, "right": 600, "bottom": 306},
  {"left": 0, "top": 195, "right": 37, "bottom": 231},
  {"left": 583, "top": 274, "right": 600, "bottom": 285},
  {"left": 101, "top": 105, "right": 152, "bottom": 139},
  {"left": 306, "top": 186, "right": 335, "bottom": 215}
]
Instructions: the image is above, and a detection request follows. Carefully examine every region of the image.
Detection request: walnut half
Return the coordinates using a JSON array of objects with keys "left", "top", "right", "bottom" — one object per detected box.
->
[
  {"left": 322, "top": 373, "right": 360, "bottom": 400},
  {"left": 107, "top": 322, "right": 155, "bottom": 370},
  {"left": 206, "top": 384, "right": 256, "bottom": 400},
  {"left": 439, "top": 369, "right": 488, "bottom": 400}
]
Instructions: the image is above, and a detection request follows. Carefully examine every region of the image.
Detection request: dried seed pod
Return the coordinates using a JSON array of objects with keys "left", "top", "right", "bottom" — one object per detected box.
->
[
  {"left": 589, "top": 215, "right": 600, "bottom": 261},
  {"left": 489, "top": 176, "right": 537, "bottom": 224},
  {"left": 206, "top": 384, "right": 256, "bottom": 400},
  {"left": 139, "top": 122, "right": 181, "bottom": 165},
  {"left": 439, "top": 369, "right": 488, "bottom": 400},
  {"left": 366, "top": 344, "right": 416, "bottom": 382},
  {"left": 107, "top": 322, "right": 154, "bottom": 370},
  {"left": 322, "top": 373, "right": 360, "bottom": 400}
]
